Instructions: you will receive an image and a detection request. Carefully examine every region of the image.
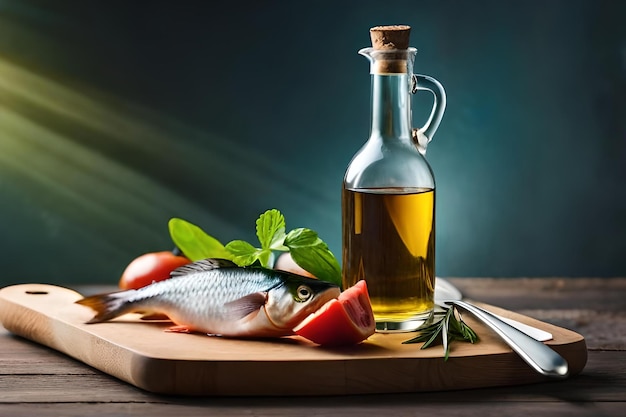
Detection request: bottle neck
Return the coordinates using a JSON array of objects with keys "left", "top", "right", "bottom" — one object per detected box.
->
[{"left": 370, "top": 73, "right": 412, "bottom": 143}]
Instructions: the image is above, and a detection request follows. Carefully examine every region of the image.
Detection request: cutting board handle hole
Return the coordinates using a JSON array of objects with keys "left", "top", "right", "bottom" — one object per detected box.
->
[{"left": 25, "top": 290, "right": 48, "bottom": 295}]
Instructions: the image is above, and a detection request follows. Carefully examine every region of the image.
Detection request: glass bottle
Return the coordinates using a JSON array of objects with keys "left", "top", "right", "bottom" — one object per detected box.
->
[{"left": 342, "top": 26, "right": 446, "bottom": 332}]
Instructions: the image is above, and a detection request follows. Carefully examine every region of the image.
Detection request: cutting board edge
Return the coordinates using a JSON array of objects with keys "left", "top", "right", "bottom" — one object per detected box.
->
[{"left": 127, "top": 348, "right": 587, "bottom": 396}]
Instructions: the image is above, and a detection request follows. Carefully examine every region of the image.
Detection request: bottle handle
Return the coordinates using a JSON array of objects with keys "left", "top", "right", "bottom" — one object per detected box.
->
[{"left": 411, "top": 74, "right": 447, "bottom": 155}]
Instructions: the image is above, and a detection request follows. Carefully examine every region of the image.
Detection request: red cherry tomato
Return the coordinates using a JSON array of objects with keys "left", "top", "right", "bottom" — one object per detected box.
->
[
  {"left": 119, "top": 251, "right": 191, "bottom": 290},
  {"left": 293, "top": 280, "right": 375, "bottom": 346}
]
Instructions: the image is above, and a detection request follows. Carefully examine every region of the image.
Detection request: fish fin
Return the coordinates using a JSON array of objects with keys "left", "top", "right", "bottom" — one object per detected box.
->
[
  {"left": 165, "top": 325, "right": 195, "bottom": 333},
  {"left": 75, "top": 292, "right": 131, "bottom": 323},
  {"left": 170, "top": 258, "right": 238, "bottom": 278},
  {"left": 223, "top": 292, "right": 267, "bottom": 320}
]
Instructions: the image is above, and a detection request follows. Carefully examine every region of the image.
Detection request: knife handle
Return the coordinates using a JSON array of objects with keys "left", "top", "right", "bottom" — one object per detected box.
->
[{"left": 447, "top": 300, "right": 569, "bottom": 378}]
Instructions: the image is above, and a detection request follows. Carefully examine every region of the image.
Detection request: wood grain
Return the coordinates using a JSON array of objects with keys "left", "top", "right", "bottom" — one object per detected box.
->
[
  {"left": 0, "top": 283, "right": 587, "bottom": 396},
  {"left": 0, "top": 402, "right": 623, "bottom": 417}
]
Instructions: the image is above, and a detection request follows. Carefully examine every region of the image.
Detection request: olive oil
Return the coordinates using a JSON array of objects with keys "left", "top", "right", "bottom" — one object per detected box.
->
[
  {"left": 342, "top": 26, "right": 446, "bottom": 332},
  {"left": 342, "top": 187, "right": 435, "bottom": 327}
]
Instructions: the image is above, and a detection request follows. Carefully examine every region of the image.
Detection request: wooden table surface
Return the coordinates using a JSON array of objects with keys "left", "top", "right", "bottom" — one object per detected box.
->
[{"left": 1, "top": 277, "right": 624, "bottom": 416}]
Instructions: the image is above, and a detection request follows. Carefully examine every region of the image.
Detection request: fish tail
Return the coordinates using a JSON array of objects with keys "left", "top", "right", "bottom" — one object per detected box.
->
[{"left": 75, "top": 291, "right": 133, "bottom": 324}]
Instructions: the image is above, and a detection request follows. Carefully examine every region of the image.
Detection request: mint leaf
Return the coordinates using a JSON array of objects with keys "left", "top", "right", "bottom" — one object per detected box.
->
[
  {"left": 256, "top": 209, "right": 286, "bottom": 250},
  {"left": 284, "top": 228, "right": 318, "bottom": 246},
  {"left": 168, "top": 211, "right": 342, "bottom": 286},
  {"left": 168, "top": 218, "right": 231, "bottom": 261},
  {"left": 224, "top": 210, "right": 286, "bottom": 268},
  {"left": 284, "top": 228, "right": 342, "bottom": 287},
  {"left": 258, "top": 250, "right": 274, "bottom": 268},
  {"left": 225, "top": 240, "right": 264, "bottom": 266}
]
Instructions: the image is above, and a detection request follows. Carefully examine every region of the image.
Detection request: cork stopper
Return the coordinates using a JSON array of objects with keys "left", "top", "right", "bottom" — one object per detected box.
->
[
  {"left": 368, "top": 25, "right": 412, "bottom": 74},
  {"left": 369, "top": 25, "right": 411, "bottom": 50}
]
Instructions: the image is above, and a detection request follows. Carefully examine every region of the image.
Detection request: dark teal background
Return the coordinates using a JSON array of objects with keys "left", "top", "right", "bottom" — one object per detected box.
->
[{"left": 1, "top": 0, "right": 625, "bottom": 286}]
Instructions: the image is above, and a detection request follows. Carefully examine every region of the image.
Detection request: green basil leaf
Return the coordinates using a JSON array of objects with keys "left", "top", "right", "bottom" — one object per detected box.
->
[
  {"left": 225, "top": 240, "right": 261, "bottom": 266},
  {"left": 256, "top": 249, "right": 273, "bottom": 268},
  {"left": 168, "top": 218, "right": 231, "bottom": 261},
  {"left": 284, "top": 228, "right": 319, "bottom": 247},
  {"left": 256, "top": 209, "right": 286, "bottom": 250},
  {"left": 285, "top": 228, "right": 342, "bottom": 287}
]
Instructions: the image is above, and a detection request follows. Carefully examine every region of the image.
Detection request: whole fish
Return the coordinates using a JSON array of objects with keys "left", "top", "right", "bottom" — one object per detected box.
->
[{"left": 76, "top": 258, "right": 340, "bottom": 338}]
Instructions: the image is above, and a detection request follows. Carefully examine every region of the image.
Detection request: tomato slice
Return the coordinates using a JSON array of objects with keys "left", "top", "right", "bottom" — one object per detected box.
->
[
  {"left": 293, "top": 280, "right": 375, "bottom": 346},
  {"left": 119, "top": 251, "right": 191, "bottom": 290}
]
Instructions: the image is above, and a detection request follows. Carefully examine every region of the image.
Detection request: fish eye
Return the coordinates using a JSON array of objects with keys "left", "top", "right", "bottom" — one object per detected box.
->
[{"left": 296, "top": 285, "right": 312, "bottom": 301}]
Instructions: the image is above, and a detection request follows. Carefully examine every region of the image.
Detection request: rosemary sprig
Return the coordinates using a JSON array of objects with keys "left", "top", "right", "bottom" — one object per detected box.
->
[{"left": 402, "top": 306, "right": 479, "bottom": 361}]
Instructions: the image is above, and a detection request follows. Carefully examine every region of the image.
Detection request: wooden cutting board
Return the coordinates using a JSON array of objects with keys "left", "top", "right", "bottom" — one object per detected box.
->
[{"left": 0, "top": 283, "right": 587, "bottom": 396}]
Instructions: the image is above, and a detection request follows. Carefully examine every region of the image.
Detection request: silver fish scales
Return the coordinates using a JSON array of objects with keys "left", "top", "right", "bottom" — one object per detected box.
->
[{"left": 76, "top": 259, "right": 340, "bottom": 338}]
